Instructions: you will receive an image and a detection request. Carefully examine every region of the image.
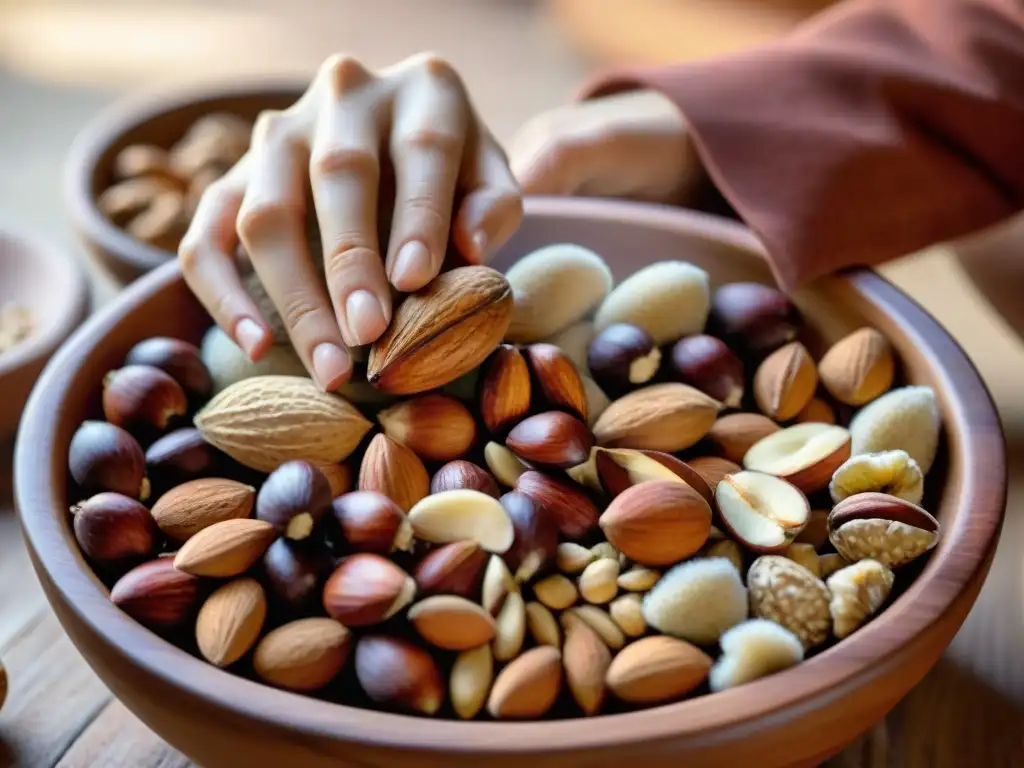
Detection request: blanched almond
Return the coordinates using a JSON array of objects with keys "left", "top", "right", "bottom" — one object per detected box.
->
[
  {"left": 492, "top": 591, "right": 526, "bottom": 662},
  {"left": 609, "top": 594, "right": 646, "bottom": 637},
  {"left": 408, "top": 490, "right": 514, "bottom": 553},
  {"left": 533, "top": 573, "right": 578, "bottom": 611},
  {"left": 526, "top": 601, "right": 562, "bottom": 647},
  {"left": 578, "top": 558, "right": 620, "bottom": 604},
  {"left": 450, "top": 644, "right": 493, "bottom": 720}
]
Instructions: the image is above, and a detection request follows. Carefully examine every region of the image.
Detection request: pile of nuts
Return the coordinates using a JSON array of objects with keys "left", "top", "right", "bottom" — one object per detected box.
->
[
  {"left": 66, "top": 243, "right": 944, "bottom": 720},
  {"left": 97, "top": 113, "right": 252, "bottom": 251}
]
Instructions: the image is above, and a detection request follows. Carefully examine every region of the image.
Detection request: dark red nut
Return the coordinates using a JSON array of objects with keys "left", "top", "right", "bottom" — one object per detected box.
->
[
  {"left": 261, "top": 537, "right": 335, "bottom": 617},
  {"left": 68, "top": 420, "right": 149, "bottom": 501},
  {"left": 500, "top": 491, "right": 558, "bottom": 583},
  {"left": 430, "top": 460, "right": 500, "bottom": 498},
  {"left": 413, "top": 540, "right": 488, "bottom": 598},
  {"left": 73, "top": 492, "right": 158, "bottom": 564},
  {"left": 331, "top": 491, "right": 413, "bottom": 554},
  {"left": 144, "top": 427, "right": 217, "bottom": 487},
  {"left": 668, "top": 335, "right": 745, "bottom": 408},
  {"left": 355, "top": 635, "right": 445, "bottom": 715},
  {"left": 256, "top": 461, "right": 333, "bottom": 541},
  {"left": 515, "top": 470, "right": 600, "bottom": 540},
  {"left": 586, "top": 323, "right": 661, "bottom": 395},
  {"left": 708, "top": 282, "right": 800, "bottom": 355},
  {"left": 102, "top": 364, "right": 188, "bottom": 434},
  {"left": 124, "top": 336, "right": 212, "bottom": 402},
  {"left": 505, "top": 411, "right": 593, "bottom": 469},
  {"left": 323, "top": 553, "right": 415, "bottom": 627},
  {"left": 110, "top": 557, "right": 201, "bottom": 631}
]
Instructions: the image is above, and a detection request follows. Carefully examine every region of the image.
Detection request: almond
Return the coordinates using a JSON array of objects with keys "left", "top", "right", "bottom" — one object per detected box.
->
[
  {"left": 110, "top": 557, "right": 201, "bottom": 631},
  {"left": 355, "top": 635, "right": 445, "bottom": 714},
  {"left": 686, "top": 456, "right": 741, "bottom": 490},
  {"left": 715, "top": 471, "right": 810, "bottom": 553},
  {"left": 253, "top": 617, "right": 351, "bottom": 692},
  {"left": 586, "top": 448, "right": 714, "bottom": 507},
  {"left": 563, "top": 620, "right": 611, "bottom": 715},
  {"left": 483, "top": 441, "right": 529, "bottom": 487},
  {"left": 173, "top": 518, "right": 276, "bottom": 577},
  {"left": 377, "top": 393, "right": 477, "bottom": 462},
  {"left": 526, "top": 343, "right": 588, "bottom": 422},
  {"left": 408, "top": 490, "right": 514, "bottom": 553},
  {"left": 795, "top": 397, "right": 836, "bottom": 425},
  {"left": 487, "top": 646, "right": 563, "bottom": 719},
  {"left": 195, "top": 578, "right": 267, "bottom": 667},
  {"left": 450, "top": 644, "right": 493, "bottom": 719},
  {"left": 492, "top": 591, "right": 527, "bottom": 662},
  {"left": 562, "top": 605, "right": 626, "bottom": 650},
  {"left": 358, "top": 434, "right": 429, "bottom": 512},
  {"left": 592, "top": 383, "right": 721, "bottom": 452},
  {"left": 752, "top": 342, "right": 818, "bottom": 421},
  {"left": 413, "top": 540, "right": 488, "bottom": 598},
  {"left": 322, "top": 553, "right": 416, "bottom": 626},
  {"left": 743, "top": 423, "right": 851, "bottom": 493},
  {"left": 194, "top": 375, "right": 372, "bottom": 472},
  {"left": 818, "top": 328, "right": 895, "bottom": 406},
  {"left": 599, "top": 481, "right": 711, "bottom": 566},
  {"left": 605, "top": 636, "right": 711, "bottom": 704},
  {"left": 408, "top": 595, "right": 497, "bottom": 650},
  {"left": 150, "top": 477, "right": 255, "bottom": 543},
  {"left": 501, "top": 490, "right": 559, "bottom": 584},
  {"left": 706, "top": 413, "right": 781, "bottom": 464},
  {"left": 515, "top": 470, "right": 600, "bottom": 540},
  {"left": 525, "top": 601, "right": 562, "bottom": 647},
  {"left": 827, "top": 492, "right": 940, "bottom": 567},
  {"left": 368, "top": 266, "right": 513, "bottom": 394},
  {"left": 795, "top": 509, "right": 830, "bottom": 549},
  {"left": 506, "top": 411, "right": 593, "bottom": 469},
  {"left": 479, "top": 344, "right": 532, "bottom": 435}
]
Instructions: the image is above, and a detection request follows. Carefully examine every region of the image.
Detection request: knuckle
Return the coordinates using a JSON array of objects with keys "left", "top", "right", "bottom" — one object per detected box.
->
[
  {"left": 310, "top": 145, "right": 378, "bottom": 181},
  {"left": 177, "top": 240, "right": 200, "bottom": 273},
  {"left": 320, "top": 53, "right": 371, "bottom": 96},
  {"left": 279, "top": 291, "right": 323, "bottom": 334},
  {"left": 401, "top": 194, "right": 447, "bottom": 230},
  {"left": 395, "top": 128, "right": 461, "bottom": 158},
  {"left": 324, "top": 241, "right": 376, "bottom": 280},
  {"left": 252, "top": 110, "right": 291, "bottom": 145},
  {"left": 417, "top": 52, "right": 456, "bottom": 81},
  {"left": 236, "top": 200, "right": 300, "bottom": 242}
]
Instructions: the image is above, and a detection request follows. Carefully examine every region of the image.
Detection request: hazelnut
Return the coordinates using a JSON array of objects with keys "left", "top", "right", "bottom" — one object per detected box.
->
[
  {"left": 430, "top": 460, "right": 500, "bottom": 498},
  {"left": 586, "top": 323, "right": 661, "bottom": 396},
  {"left": 144, "top": 427, "right": 217, "bottom": 490},
  {"left": 355, "top": 635, "right": 445, "bottom": 715},
  {"left": 505, "top": 411, "right": 594, "bottom": 470},
  {"left": 331, "top": 490, "right": 413, "bottom": 554},
  {"left": 500, "top": 491, "right": 558, "bottom": 584},
  {"left": 69, "top": 420, "right": 149, "bottom": 501},
  {"left": 413, "top": 540, "right": 488, "bottom": 598},
  {"left": 376, "top": 393, "right": 477, "bottom": 462},
  {"left": 668, "top": 335, "right": 745, "bottom": 408},
  {"left": 709, "top": 282, "right": 799, "bottom": 355},
  {"left": 124, "top": 336, "right": 212, "bottom": 403},
  {"left": 102, "top": 364, "right": 188, "bottom": 435},
  {"left": 256, "top": 461, "right": 333, "bottom": 541},
  {"left": 109, "top": 557, "right": 201, "bottom": 632},
  {"left": 515, "top": 470, "right": 600, "bottom": 540},
  {"left": 261, "top": 538, "right": 334, "bottom": 618},
  {"left": 73, "top": 492, "right": 158, "bottom": 565},
  {"left": 322, "top": 553, "right": 416, "bottom": 627}
]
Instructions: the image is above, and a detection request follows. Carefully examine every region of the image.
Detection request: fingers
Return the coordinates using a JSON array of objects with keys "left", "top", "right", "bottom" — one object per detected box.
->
[
  {"left": 179, "top": 161, "right": 274, "bottom": 361},
  {"left": 385, "top": 61, "right": 468, "bottom": 291},
  {"left": 238, "top": 111, "right": 352, "bottom": 390},
  {"left": 453, "top": 131, "right": 523, "bottom": 263}
]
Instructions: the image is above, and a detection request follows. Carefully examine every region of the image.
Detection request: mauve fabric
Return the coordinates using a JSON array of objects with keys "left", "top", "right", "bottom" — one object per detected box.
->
[{"left": 581, "top": 0, "right": 1024, "bottom": 292}]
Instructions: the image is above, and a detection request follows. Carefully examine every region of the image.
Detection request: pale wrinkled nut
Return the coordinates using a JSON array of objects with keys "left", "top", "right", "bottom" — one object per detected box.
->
[
  {"left": 578, "top": 558, "right": 620, "bottom": 604},
  {"left": 819, "top": 553, "right": 851, "bottom": 579},
  {"left": 708, "top": 619, "right": 804, "bottom": 692},
  {"left": 747, "top": 555, "right": 831, "bottom": 648},
  {"left": 849, "top": 386, "right": 941, "bottom": 474},
  {"left": 827, "top": 559, "right": 894, "bottom": 639},
  {"left": 556, "top": 542, "right": 595, "bottom": 574},
  {"left": 617, "top": 566, "right": 660, "bottom": 592},
  {"left": 526, "top": 601, "right": 562, "bottom": 647},
  {"left": 590, "top": 542, "right": 619, "bottom": 562},
  {"left": 594, "top": 261, "right": 711, "bottom": 345},
  {"left": 829, "top": 518, "right": 938, "bottom": 568},
  {"left": 201, "top": 326, "right": 306, "bottom": 395},
  {"left": 581, "top": 376, "right": 612, "bottom": 428},
  {"left": 492, "top": 591, "right": 527, "bottom": 662},
  {"left": 702, "top": 539, "right": 743, "bottom": 574},
  {"left": 609, "top": 594, "right": 646, "bottom": 637},
  {"left": 753, "top": 342, "right": 817, "bottom": 421},
  {"left": 829, "top": 450, "right": 924, "bottom": 505},
  {"left": 482, "top": 555, "right": 516, "bottom": 615},
  {"left": 504, "top": 244, "right": 613, "bottom": 343},
  {"left": 818, "top": 328, "right": 895, "bottom": 406},
  {"left": 534, "top": 574, "right": 578, "bottom": 611},
  {"left": 407, "top": 490, "right": 514, "bottom": 553},
  {"left": 642, "top": 558, "right": 747, "bottom": 644},
  {"left": 783, "top": 543, "right": 821, "bottom": 578},
  {"left": 562, "top": 606, "right": 626, "bottom": 650},
  {"left": 483, "top": 442, "right": 528, "bottom": 488},
  {"left": 450, "top": 644, "right": 493, "bottom": 719},
  {"left": 543, "top": 321, "right": 595, "bottom": 372}
]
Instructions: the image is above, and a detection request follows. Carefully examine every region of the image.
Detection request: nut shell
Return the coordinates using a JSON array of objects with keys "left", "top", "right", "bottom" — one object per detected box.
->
[
  {"left": 818, "top": 328, "right": 895, "bottom": 406},
  {"left": 195, "top": 577, "right": 267, "bottom": 667},
  {"left": 73, "top": 492, "right": 158, "bottom": 564},
  {"left": 256, "top": 461, "right": 333, "bottom": 541},
  {"left": 377, "top": 393, "right": 477, "bottom": 462},
  {"left": 478, "top": 344, "right": 532, "bottom": 435},
  {"left": 506, "top": 411, "right": 594, "bottom": 469},
  {"left": 526, "top": 343, "right": 588, "bottom": 421},
  {"left": 515, "top": 470, "right": 600, "bottom": 540},
  {"left": 150, "top": 477, "right": 255, "bottom": 543},
  {"left": 586, "top": 323, "right": 661, "bottom": 396},
  {"left": 332, "top": 490, "right": 412, "bottom": 554},
  {"left": 430, "top": 461, "right": 500, "bottom": 498},
  {"left": 706, "top": 413, "right": 780, "bottom": 465},
  {"left": 827, "top": 492, "right": 939, "bottom": 567},
  {"left": 358, "top": 433, "right": 430, "bottom": 512},
  {"left": 323, "top": 553, "right": 416, "bottom": 626}
]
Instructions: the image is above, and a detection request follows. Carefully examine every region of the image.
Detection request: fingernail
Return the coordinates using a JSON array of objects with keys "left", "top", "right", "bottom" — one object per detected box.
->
[
  {"left": 311, "top": 343, "right": 352, "bottom": 391},
  {"left": 472, "top": 231, "right": 488, "bottom": 262},
  {"left": 390, "top": 240, "right": 432, "bottom": 289},
  {"left": 345, "top": 290, "right": 388, "bottom": 346},
  {"left": 235, "top": 318, "right": 266, "bottom": 360}
]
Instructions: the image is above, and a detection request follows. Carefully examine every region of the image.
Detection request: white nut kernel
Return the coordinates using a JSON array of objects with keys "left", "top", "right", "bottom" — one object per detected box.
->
[
  {"left": 642, "top": 557, "right": 747, "bottom": 644},
  {"left": 609, "top": 594, "right": 646, "bottom": 637},
  {"left": 829, "top": 450, "right": 924, "bottom": 506},
  {"left": 578, "top": 558, "right": 620, "bottom": 605},
  {"left": 826, "top": 559, "right": 894, "bottom": 639},
  {"left": 708, "top": 618, "right": 804, "bottom": 692}
]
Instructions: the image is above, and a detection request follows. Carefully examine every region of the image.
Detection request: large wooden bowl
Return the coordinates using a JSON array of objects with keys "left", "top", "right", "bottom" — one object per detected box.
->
[
  {"left": 64, "top": 80, "right": 304, "bottom": 285},
  {"left": 15, "top": 198, "right": 1005, "bottom": 767}
]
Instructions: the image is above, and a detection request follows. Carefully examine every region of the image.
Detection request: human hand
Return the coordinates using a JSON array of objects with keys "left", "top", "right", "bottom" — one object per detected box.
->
[
  {"left": 179, "top": 53, "right": 522, "bottom": 391},
  {"left": 510, "top": 89, "right": 702, "bottom": 204}
]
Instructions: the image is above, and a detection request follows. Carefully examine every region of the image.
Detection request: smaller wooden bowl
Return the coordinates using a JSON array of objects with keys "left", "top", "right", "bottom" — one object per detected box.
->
[
  {"left": 0, "top": 228, "right": 90, "bottom": 442},
  {"left": 64, "top": 80, "right": 304, "bottom": 285}
]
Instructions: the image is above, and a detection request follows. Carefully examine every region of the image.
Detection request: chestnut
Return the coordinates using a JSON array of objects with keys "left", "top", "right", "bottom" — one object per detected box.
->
[
  {"left": 413, "top": 540, "right": 488, "bottom": 598},
  {"left": 430, "top": 460, "right": 500, "bottom": 498},
  {"left": 331, "top": 491, "right": 413, "bottom": 554},
  {"left": 505, "top": 411, "right": 593, "bottom": 469},
  {"left": 586, "top": 323, "right": 661, "bottom": 396},
  {"left": 256, "top": 461, "right": 333, "bottom": 541},
  {"left": 68, "top": 420, "right": 149, "bottom": 500},
  {"left": 102, "top": 364, "right": 188, "bottom": 435},
  {"left": 124, "top": 336, "right": 212, "bottom": 402},
  {"left": 73, "top": 492, "right": 158, "bottom": 565},
  {"left": 145, "top": 427, "right": 217, "bottom": 488},
  {"left": 668, "top": 335, "right": 745, "bottom": 408},
  {"left": 354, "top": 635, "right": 445, "bottom": 715},
  {"left": 500, "top": 491, "right": 558, "bottom": 584},
  {"left": 708, "top": 282, "right": 800, "bottom": 356},
  {"left": 261, "top": 538, "right": 335, "bottom": 618}
]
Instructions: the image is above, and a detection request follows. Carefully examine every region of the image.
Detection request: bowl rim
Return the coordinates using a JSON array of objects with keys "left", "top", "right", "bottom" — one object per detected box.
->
[
  {"left": 15, "top": 197, "right": 1006, "bottom": 754},
  {"left": 0, "top": 225, "right": 90, "bottom": 381},
  {"left": 63, "top": 77, "right": 307, "bottom": 277}
]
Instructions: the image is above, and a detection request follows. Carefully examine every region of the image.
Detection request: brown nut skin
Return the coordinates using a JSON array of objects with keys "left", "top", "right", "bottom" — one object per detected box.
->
[
  {"left": 323, "top": 553, "right": 414, "bottom": 627},
  {"left": 261, "top": 538, "right": 335, "bottom": 618},
  {"left": 256, "top": 461, "right": 333, "bottom": 541},
  {"left": 479, "top": 344, "right": 532, "bottom": 435},
  {"left": 708, "top": 282, "right": 799, "bottom": 356},
  {"left": 515, "top": 470, "right": 600, "bottom": 540},
  {"left": 69, "top": 420, "right": 149, "bottom": 501},
  {"left": 124, "top": 336, "right": 212, "bottom": 403},
  {"left": 73, "top": 492, "right": 158, "bottom": 565},
  {"left": 668, "top": 335, "right": 745, "bottom": 409},
  {"left": 413, "top": 540, "right": 488, "bottom": 598},
  {"left": 102, "top": 364, "right": 188, "bottom": 435},
  {"left": 506, "top": 411, "right": 594, "bottom": 469},
  {"left": 331, "top": 491, "right": 412, "bottom": 554},
  {"left": 109, "top": 557, "right": 202, "bottom": 632},
  {"left": 500, "top": 491, "right": 559, "bottom": 583},
  {"left": 355, "top": 635, "right": 445, "bottom": 715},
  {"left": 144, "top": 427, "right": 217, "bottom": 490},
  {"left": 587, "top": 323, "right": 661, "bottom": 397},
  {"left": 430, "top": 460, "right": 500, "bottom": 498},
  {"left": 525, "top": 343, "right": 589, "bottom": 422}
]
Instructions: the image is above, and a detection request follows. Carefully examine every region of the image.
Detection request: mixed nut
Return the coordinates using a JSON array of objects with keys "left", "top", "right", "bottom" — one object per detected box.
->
[{"left": 66, "top": 243, "right": 944, "bottom": 721}]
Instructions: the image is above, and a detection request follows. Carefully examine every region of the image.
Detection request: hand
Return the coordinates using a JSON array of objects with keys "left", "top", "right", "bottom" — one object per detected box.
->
[
  {"left": 510, "top": 89, "right": 702, "bottom": 204},
  {"left": 179, "top": 53, "right": 523, "bottom": 391}
]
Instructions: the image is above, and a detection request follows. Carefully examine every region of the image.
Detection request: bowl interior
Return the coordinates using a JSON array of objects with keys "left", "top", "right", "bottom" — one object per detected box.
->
[{"left": 15, "top": 199, "right": 1004, "bottom": 753}]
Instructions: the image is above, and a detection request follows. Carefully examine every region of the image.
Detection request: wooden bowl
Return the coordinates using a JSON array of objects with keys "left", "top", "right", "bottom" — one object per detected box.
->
[
  {"left": 64, "top": 80, "right": 304, "bottom": 285},
  {"left": 0, "top": 228, "right": 90, "bottom": 443},
  {"left": 14, "top": 199, "right": 1005, "bottom": 768}
]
